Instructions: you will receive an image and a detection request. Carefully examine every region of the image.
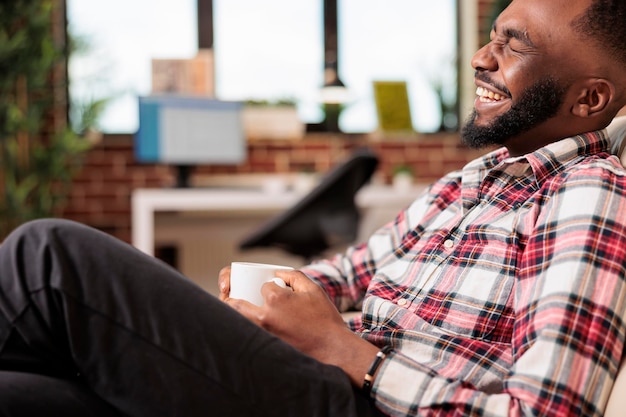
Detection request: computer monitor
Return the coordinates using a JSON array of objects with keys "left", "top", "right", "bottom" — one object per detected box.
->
[{"left": 135, "top": 96, "right": 247, "bottom": 187}]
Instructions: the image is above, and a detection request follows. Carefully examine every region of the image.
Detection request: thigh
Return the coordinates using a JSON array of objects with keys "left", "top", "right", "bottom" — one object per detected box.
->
[
  {"left": 0, "top": 219, "right": 359, "bottom": 417},
  {"left": 0, "top": 323, "right": 75, "bottom": 379},
  {"left": 353, "top": 388, "right": 387, "bottom": 417},
  {"left": 0, "top": 370, "right": 123, "bottom": 417}
]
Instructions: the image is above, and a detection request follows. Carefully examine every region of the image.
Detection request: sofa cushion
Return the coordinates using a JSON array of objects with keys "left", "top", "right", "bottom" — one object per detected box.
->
[{"left": 608, "top": 116, "right": 626, "bottom": 165}]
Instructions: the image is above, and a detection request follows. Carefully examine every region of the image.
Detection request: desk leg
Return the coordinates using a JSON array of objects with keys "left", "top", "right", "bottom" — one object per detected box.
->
[{"left": 131, "top": 195, "right": 155, "bottom": 256}]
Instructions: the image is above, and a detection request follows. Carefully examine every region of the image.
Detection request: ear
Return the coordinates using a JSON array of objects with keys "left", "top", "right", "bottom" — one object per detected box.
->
[{"left": 571, "top": 79, "right": 615, "bottom": 118}]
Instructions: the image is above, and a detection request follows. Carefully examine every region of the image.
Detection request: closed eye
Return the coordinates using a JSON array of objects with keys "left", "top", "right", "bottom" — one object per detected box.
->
[
  {"left": 502, "top": 26, "right": 536, "bottom": 49},
  {"left": 490, "top": 24, "right": 536, "bottom": 55}
]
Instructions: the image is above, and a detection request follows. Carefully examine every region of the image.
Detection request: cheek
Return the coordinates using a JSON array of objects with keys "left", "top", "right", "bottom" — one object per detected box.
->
[
  {"left": 499, "top": 52, "right": 556, "bottom": 97},
  {"left": 499, "top": 62, "right": 535, "bottom": 99}
]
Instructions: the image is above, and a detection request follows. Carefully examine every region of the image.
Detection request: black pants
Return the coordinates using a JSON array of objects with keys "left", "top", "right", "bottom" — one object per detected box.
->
[{"left": 0, "top": 219, "right": 377, "bottom": 417}]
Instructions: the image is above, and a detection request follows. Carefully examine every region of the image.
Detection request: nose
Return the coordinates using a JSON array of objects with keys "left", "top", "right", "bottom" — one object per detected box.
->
[{"left": 471, "top": 42, "right": 498, "bottom": 72}]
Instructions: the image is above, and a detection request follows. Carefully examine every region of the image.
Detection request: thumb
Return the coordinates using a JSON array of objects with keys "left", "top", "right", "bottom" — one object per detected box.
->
[
  {"left": 225, "top": 297, "right": 263, "bottom": 326},
  {"left": 274, "top": 270, "right": 317, "bottom": 293}
]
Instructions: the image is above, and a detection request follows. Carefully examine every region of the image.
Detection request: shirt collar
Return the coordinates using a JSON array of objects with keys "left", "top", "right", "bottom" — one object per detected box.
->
[
  {"left": 459, "top": 130, "right": 611, "bottom": 210},
  {"left": 523, "top": 129, "right": 611, "bottom": 185},
  {"left": 469, "top": 129, "right": 611, "bottom": 184}
]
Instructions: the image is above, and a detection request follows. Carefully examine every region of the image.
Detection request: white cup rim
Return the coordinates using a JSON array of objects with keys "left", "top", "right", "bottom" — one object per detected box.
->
[{"left": 231, "top": 261, "right": 293, "bottom": 270}]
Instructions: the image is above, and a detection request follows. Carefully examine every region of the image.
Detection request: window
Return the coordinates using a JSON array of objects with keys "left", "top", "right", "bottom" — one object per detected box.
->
[
  {"left": 214, "top": 0, "right": 458, "bottom": 133},
  {"left": 67, "top": 0, "right": 197, "bottom": 133},
  {"left": 212, "top": 0, "right": 324, "bottom": 124},
  {"left": 337, "top": 0, "right": 458, "bottom": 133},
  {"left": 67, "top": 0, "right": 457, "bottom": 134}
]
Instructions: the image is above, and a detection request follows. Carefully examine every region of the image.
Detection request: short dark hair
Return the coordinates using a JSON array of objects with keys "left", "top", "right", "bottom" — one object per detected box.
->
[{"left": 571, "top": 0, "right": 626, "bottom": 66}]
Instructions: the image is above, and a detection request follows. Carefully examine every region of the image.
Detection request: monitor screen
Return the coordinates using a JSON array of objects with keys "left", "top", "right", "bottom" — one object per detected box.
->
[{"left": 135, "top": 96, "right": 247, "bottom": 165}]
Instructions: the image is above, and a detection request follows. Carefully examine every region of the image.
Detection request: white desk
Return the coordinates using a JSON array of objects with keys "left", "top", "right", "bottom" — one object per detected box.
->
[{"left": 131, "top": 184, "right": 425, "bottom": 294}]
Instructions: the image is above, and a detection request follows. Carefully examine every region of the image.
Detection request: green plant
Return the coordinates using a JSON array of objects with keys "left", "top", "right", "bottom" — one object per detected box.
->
[
  {"left": 244, "top": 98, "right": 297, "bottom": 107},
  {"left": 392, "top": 164, "right": 414, "bottom": 177},
  {"left": 0, "top": 1, "right": 92, "bottom": 239}
]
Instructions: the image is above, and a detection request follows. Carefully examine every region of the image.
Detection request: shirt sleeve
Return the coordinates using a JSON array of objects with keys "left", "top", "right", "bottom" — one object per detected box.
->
[
  {"left": 300, "top": 184, "right": 437, "bottom": 313},
  {"left": 301, "top": 208, "right": 413, "bottom": 313},
  {"left": 370, "top": 165, "right": 626, "bottom": 416}
]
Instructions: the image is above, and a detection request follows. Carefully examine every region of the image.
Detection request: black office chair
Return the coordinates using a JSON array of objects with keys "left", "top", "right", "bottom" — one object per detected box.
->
[{"left": 239, "top": 148, "right": 380, "bottom": 263}]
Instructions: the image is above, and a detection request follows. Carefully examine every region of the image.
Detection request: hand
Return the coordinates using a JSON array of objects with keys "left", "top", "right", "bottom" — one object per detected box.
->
[
  {"left": 224, "top": 268, "right": 348, "bottom": 353},
  {"left": 219, "top": 267, "right": 379, "bottom": 385},
  {"left": 217, "top": 265, "right": 232, "bottom": 302}
]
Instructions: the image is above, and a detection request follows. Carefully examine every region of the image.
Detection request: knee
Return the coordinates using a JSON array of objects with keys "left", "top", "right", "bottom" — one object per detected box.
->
[{"left": 4, "top": 219, "right": 87, "bottom": 246}]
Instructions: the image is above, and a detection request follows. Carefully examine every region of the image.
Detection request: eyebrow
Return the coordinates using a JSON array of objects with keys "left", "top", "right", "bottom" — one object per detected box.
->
[{"left": 492, "top": 23, "right": 536, "bottom": 48}]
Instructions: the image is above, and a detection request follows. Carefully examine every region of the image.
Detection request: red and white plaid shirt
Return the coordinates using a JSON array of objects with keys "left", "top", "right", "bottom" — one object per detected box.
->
[{"left": 302, "top": 130, "right": 626, "bottom": 416}]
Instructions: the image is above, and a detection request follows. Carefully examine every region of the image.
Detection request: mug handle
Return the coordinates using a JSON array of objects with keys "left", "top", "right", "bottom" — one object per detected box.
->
[{"left": 269, "top": 277, "right": 288, "bottom": 288}]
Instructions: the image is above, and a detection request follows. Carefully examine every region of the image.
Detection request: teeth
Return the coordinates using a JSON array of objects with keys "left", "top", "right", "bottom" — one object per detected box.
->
[{"left": 476, "top": 86, "right": 505, "bottom": 102}]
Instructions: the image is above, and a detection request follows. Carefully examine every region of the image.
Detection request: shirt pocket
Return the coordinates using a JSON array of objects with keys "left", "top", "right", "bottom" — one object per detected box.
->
[
  {"left": 411, "top": 214, "right": 520, "bottom": 343},
  {"left": 411, "top": 268, "right": 515, "bottom": 343}
]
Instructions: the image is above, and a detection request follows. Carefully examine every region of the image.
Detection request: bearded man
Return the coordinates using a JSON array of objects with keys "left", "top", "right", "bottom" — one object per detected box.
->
[{"left": 2, "top": 0, "right": 626, "bottom": 416}]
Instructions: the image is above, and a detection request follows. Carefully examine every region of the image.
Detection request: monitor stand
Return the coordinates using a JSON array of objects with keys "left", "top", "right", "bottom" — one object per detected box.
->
[{"left": 174, "top": 165, "right": 194, "bottom": 188}]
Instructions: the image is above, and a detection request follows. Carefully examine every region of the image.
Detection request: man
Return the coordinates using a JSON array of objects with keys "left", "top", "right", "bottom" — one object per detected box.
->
[{"left": 2, "top": 0, "right": 626, "bottom": 415}]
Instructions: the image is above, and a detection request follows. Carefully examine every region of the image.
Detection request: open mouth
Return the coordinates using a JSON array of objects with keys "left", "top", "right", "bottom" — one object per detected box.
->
[{"left": 476, "top": 86, "right": 509, "bottom": 103}]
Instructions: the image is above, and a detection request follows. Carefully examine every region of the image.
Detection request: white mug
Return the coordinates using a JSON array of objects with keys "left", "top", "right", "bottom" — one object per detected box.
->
[{"left": 229, "top": 262, "right": 293, "bottom": 306}]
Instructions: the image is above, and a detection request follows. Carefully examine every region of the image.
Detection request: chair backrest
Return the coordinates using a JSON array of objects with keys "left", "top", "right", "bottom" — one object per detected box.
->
[
  {"left": 605, "top": 359, "right": 626, "bottom": 416},
  {"left": 239, "top": 148, "right": 379, "bottom": 262}
]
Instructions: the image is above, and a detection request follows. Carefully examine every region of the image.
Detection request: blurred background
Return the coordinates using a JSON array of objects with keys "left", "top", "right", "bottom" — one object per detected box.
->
[{"left": 0, "top": 0, "right": 509, "bottom": 292}]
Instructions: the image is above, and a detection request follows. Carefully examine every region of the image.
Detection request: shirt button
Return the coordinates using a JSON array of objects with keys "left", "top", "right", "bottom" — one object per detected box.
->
[
  {"left": 397, "top": 298, "right": 408, "bottom": 306},
  {"left": 444, "top": 239, "right": 454, "bottom": 249}
]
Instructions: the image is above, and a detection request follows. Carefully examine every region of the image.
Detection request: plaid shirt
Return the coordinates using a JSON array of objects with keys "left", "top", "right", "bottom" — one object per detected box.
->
[{"left": 302, "top": 130, "right": 626, "bottom": 416}]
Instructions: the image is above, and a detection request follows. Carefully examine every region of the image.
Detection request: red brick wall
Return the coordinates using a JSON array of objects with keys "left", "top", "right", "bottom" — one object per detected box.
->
[{"left": 60, "top": 132, "right": 485, "bottom": 243}]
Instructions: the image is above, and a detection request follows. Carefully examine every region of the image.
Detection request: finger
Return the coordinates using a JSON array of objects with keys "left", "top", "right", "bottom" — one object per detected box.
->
[
  {"left": 260, "top": 279, "right": 293, "bottom": 305},
  {"left": 225, "top": 297, "right": 263, "bottom": 326},
  {"left": 274, "top": 269, "right": 317, "bottom": 292},
  {"left": 217, "top": 266, "right": 232, "bottom": 301}
]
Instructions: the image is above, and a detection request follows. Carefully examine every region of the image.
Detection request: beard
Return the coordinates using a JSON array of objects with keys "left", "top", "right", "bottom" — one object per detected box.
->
[{"left": 460, "top": 77, "right": 567, "bottom": 149}]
